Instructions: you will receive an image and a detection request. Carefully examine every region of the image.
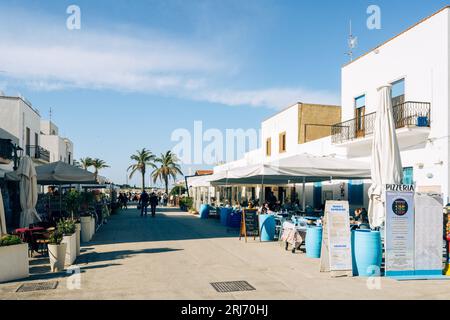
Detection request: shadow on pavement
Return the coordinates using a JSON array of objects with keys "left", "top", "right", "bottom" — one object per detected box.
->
[{"left": 77, "top": 248, "right": 183, "bottom": 264}]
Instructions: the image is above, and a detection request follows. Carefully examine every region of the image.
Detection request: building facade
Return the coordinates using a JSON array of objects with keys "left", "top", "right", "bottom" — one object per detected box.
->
[
  {"left": 0, "top": 94, "right": 75, "bottom": 173},
  {"left": 213, "top": 6, "right": 450, "bottom": 208},
  {"left": 40, "top": 120, "right": 74, "bottom": 164}
]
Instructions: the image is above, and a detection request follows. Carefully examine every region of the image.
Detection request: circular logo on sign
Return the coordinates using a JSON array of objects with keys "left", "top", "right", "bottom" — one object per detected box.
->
[{"left": 392, "top": 198, "right": 408, "bottom": 216}]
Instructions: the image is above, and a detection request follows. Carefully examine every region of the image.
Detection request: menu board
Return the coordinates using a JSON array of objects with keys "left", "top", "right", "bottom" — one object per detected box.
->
[
  {"left": 326, "top": 201, "right": 352, "bottom": 273},
  {"left": 385, "top": 187, "right": 415, "bottom": 276},
  {"left": 240, "top": 209, "right": 259, "bottom": 242},
  {"left": 414, "top": 193, "right": 443, "bottom": 275}
]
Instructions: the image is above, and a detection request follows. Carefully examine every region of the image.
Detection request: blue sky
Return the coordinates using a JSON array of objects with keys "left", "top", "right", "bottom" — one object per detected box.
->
[{"left": 0, "top": 0, "right": 448, "bottom": 187}]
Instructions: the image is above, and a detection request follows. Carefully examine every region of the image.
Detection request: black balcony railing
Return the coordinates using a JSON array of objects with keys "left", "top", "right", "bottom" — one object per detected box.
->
[
  {"left": 26, "top": 145, "right": 50, "bottom": 162},
  {"left": 331, "top": 101, "right": 431, "bottom": 144},
  {"left": 0, "top": 139, "right": 14, "bottom": 163}
]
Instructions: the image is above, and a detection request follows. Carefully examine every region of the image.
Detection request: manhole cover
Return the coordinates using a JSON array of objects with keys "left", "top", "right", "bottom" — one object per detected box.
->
[
  {"left": 211, "top": 281, "right": 256, "bottom": 293},
  {"left": 16, "top": 281, "right": 59, "bottom": 293}
]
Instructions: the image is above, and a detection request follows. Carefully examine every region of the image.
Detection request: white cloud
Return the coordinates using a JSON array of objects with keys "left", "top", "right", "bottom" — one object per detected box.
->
[
  {"left": 196, "top": 87, "right": 340, "bottom": 109},
  {"left": 0, "top": 6, "right": 339, "bottom": 110}
]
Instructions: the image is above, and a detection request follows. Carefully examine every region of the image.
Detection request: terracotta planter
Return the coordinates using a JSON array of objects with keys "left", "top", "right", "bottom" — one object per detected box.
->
[
  {"left": 48, "top": 243, "right": 67, "bottom": 272},
  {"left": 0, "top": 243, "right": 29, "bottom": 283}
]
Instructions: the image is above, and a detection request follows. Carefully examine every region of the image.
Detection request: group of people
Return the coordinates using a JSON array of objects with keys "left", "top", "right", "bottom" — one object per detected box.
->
[
  {"left": 138, "top": 190, "right": 159, "bottom": 218},
  {"left": 118, "top": 192, "right": 129, "bottom": 209}
]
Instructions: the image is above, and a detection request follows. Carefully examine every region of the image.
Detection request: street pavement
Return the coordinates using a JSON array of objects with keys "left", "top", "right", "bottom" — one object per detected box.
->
[{"left": 1, "top": 207, "right": 450, "bottom": 300}]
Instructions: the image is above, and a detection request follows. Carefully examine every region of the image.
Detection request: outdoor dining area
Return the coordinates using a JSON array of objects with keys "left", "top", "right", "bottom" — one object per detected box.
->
[
  {"left": 0, "top": 158, "right": 116, "bottom": 283},
  {"left": 185, "top": 87, "right": 450, "bottom": 280}
]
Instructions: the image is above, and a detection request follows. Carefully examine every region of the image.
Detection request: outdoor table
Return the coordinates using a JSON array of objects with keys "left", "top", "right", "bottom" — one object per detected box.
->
[
  {"left": 15, "top": 226, "right": 45, "bottom": 236},
  {"left": 14, "top": 227, "right": 45, "bottom": 256}
]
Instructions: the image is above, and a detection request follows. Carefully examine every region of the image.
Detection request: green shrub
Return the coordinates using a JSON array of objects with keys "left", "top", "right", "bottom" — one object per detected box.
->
[
  {"left": 64, "top": 190, "right": 81, "bottom": 218},
  {"left": 0, "top": 235, "right": 22, "bottom": 247},
  {"left": 179, "top": 197, "right": 193, "bottom": 211},
  {"left": 48, "top": 230, "right": 63, "bottom": 245},
  {"left": 57, "top": 219, "right": 76, "bottom": 236}
]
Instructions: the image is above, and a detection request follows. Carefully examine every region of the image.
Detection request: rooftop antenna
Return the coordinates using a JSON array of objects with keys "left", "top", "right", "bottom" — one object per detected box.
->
[
  {"left": 345, "top": 20, "right": 358, "bottom": 61},
  {"left": 49, "top": 107, "right": 52, "bottom": 121}
]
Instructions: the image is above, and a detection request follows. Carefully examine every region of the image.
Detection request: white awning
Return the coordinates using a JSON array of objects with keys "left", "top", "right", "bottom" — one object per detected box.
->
[
  {"left": 186, "top": 172, "right": 227, "bottom": 188},
  {"left": 210, "top": 153, "right": 371, "bottom": 186}
]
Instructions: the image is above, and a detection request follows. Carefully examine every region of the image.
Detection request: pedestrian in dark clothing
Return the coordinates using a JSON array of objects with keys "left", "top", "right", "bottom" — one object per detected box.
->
[
  {"left": 150, "top": 192, "right": 159, "bottom": 217},
  {"left": 139, "top": 191, "right": 150, "bottom": 217}
]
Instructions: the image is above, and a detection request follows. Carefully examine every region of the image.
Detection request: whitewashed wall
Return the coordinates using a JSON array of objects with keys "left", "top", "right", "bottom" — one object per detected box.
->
[{"left": 341, "top": 8, "right": 450, "bottom": 202}]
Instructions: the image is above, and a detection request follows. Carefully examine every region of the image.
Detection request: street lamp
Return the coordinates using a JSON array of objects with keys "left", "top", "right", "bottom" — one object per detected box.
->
[{"left": 12, "top": 144, "right": 23, "bottom": 171}]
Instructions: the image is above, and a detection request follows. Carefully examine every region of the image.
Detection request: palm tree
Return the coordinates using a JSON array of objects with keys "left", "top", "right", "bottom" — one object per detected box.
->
[
  {"left": 128, "top": 149, "right": 156, "bottom": 192},
  {"left": 152, "top": 151, "right": 183, "bottom": 195},
  {"left": 79, "top": 157, "right": 94, "bottom": 170},
  {"left": 91, "top": 158, "right": 110, "bottom": 182}
]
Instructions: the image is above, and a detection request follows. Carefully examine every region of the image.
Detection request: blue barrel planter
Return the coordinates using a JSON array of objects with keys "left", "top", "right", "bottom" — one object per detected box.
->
[
  {"left": 351, "top": 230, "right": 382, "bottom": 277},
  {"left": 305, "top": 226, "right": 323, "bottom": 258},
  {"left": 199, "top": 204, "right": 210, "bottom": 219},
  {"left": 228, "top": 211, "right": 242, "bottom": 228},
  {"left": 259, "top": 214, "right": 276, "bottom": 242},
  {"left": 220, "top": 208, "right": 232, "bottom": 226}
]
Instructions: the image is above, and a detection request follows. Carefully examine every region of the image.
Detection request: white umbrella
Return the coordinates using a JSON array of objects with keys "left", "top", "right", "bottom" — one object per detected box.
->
[
  {"left": 0, "top": 190, "right": 6, "bottom": 236},
  {"left": 18, "top": 156, "right": 41, "bottom": 228},
  {"left": 368, "top": 86, "right": 403, "bottom": 228}
]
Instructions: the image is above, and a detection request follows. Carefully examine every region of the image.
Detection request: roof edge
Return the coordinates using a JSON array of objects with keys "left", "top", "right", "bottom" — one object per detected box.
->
[{"left": 343, "top": 5, "right": 450, "bottom": 68}]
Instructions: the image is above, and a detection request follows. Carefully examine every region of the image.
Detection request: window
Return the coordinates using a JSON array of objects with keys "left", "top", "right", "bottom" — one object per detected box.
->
[
  {"left": 355, "top": 95, "right": 366, "bottom": 137},
  {"left": 403, "top": 167, "right": 414, "bottom": 185},
  {"left": 279, "top": 132, "right": 286, "bottom": 153},
  {"left": 391, "top": 78, "right": 405, "bottom": 106},
  {"left": 266, "top": 138, "right": 271, "bottom": 156},
  {"left": 25, "top": 127, "right": 30, "bottom": 156}
]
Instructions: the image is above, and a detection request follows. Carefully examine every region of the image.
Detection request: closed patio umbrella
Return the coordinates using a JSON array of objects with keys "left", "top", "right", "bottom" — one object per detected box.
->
[
  {"left": 0, "top": 191, "right": 6, "bottom": 236},
  {"left": 368, "top": 86, "right": 403, "bottom": 228},
  {"left": 18, "top": 156, "right": 41, "bottom": 228}
]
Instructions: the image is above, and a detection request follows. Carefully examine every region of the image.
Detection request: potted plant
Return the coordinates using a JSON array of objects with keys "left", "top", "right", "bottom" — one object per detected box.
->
[
  {"left": 47, "top": 230, "right": 66, "bottom": 272},
  {"left": 80, "top": 211, "right": 94, "bottom": 243},
  {"left": 64, "top": 190, "right": 82, "bottom": 256},
  {"left": 0, "top": 235, "right": 29, "bottom": 283},
  {"left": 58, "top": 219, "right": 77, "bottom": 266},
  {"left": 80, "top": 192, "right": 96, "bottom": 242}
]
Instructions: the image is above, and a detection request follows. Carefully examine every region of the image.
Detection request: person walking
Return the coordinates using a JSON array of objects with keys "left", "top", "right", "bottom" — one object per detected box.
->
[
  {"left": 139, "top": 190, "right": 150, "bottom": 217},
  {"left": 150, "top": 191, "right": 159, "bottom": 218},
  {"left": 122, "top": 193, "right": 128, "bottom": 209}
]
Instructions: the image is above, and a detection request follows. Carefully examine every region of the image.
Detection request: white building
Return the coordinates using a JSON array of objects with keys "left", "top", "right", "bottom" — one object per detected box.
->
[
  {"left": 0, "top": 95, "right": 49, "bottom": 166},
  {"left": 212, "top": 6, "right": 450, "bottom": 208},
  {"left": 334, "top": 6, "right": 448, "bottom": 201},
  {"left": 40, "top": 120, "right": 74, "bottom": 164},
  {"left": 0, "top": 94, "right": 75, "bottom": 173}
]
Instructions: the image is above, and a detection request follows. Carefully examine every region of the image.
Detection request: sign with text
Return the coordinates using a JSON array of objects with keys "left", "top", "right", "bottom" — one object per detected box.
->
[
  {"left": 240, "top": 209, "right": 259, "bottom": 242},
  {"left": 414, "top": 193, "right": 443, "bottom": 275},
  {"left": 385, "top": 187, "right": 415, "bottom": 277},
  {"left": 325, "top": 201, "right": 352, "bottom": 275}
]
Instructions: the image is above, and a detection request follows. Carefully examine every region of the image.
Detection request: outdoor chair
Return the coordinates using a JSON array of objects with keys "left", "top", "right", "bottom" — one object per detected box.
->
[{"left": 33, "top": 229, "right": 53, "bottom": 256}]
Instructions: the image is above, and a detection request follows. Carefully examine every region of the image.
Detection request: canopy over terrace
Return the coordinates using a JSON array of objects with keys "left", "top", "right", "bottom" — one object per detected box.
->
[
  {"left": 210, "top": 153, "right": 371, "bottom": 209},
  {"left": 211, "top": 153, "right": 371, "bottom": 186},
  {"left": 34, "top": 161, "right": 97, "bottom": 185}
]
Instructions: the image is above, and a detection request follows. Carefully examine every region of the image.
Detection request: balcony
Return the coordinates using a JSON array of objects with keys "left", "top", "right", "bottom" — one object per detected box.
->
[
  {"left": 0, "top": 139, "right": 14, "bottom": 164},
  {"left": 26, "top": 145, "right": 50, "bottom": 163},
  {"left": 331, "top": 101, "right": 431, "bottom": 144}
]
